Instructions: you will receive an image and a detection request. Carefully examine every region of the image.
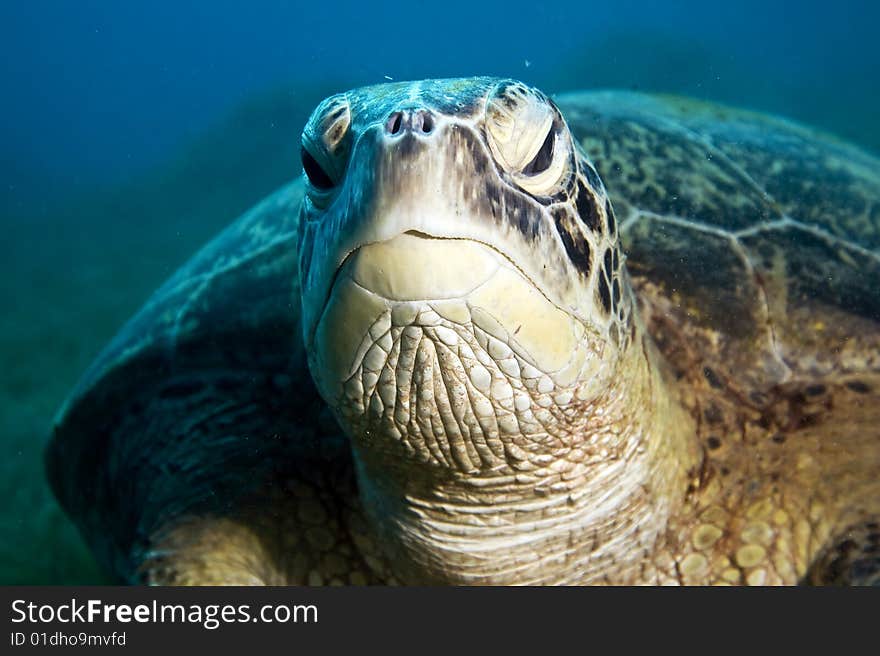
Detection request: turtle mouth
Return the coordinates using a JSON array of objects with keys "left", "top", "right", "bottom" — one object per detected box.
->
[
  {"left": 308, "top": 230, "right": 508, "bottom": 355},
  {"left": 309, "top": 229, "right": 572, "bottom": 356},
  {"left": 335, "top": 230, "right": 505, "bottom": 303},
  {"left": 326, "top": 229, "right": 561, "bottom": 310}
]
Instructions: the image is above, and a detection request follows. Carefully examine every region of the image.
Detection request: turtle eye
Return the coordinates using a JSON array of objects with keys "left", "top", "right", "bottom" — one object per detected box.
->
[
  {"left": 301, "top": 147, "right": 335, "bottom": 190},
  {"left": 484, "top": 81, "right": 569, "bottom": 195},
  {"left": 521, "top": 128, "right": 555, "bottom": 176}
]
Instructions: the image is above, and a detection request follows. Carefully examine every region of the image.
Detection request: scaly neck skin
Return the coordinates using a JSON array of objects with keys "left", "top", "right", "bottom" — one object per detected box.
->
[{"left": 350, "top": 324, "right": 700, "bottom": 585}]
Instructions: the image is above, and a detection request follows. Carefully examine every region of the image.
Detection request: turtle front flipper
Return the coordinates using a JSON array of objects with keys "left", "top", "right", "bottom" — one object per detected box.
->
[
  {"left": 141, "top": 505, "right": 387, "bottom": 586},
  {"left": 806, "top": 520, "right": 880, "bottom": 586},
  {"left": 131, "top": 413, "right": 388, "bottom": 586},
  {"left": 142, "top": 516, "right": 288, "bottom": 585},
  {"left": 50, "top": 361, "right": 387, "bottom": 585},
  {"left": 121, "top": 373, "right": 387, "bottom": 586}
]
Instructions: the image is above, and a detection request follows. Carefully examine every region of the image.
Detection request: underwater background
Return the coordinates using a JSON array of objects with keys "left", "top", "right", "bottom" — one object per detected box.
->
[{"left": 1, "top": 0, "right": 877, "bottom": 583}]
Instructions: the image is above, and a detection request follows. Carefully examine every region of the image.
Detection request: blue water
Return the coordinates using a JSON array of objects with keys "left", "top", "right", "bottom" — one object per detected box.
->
[
  {"left": 0, "top": 0, "right": 877, "bottom": 583},
  {"left": 3, "top": 0, "right": 878, "bottom": 208}
]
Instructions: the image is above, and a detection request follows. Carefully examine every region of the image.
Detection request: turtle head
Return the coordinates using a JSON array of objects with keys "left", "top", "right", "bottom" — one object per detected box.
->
[{"left": 297, "top": 78, "right": 631, "bottom": 477}]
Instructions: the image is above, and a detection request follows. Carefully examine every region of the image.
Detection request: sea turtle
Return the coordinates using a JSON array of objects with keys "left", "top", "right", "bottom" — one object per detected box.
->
[{"left": 47, "top": 78, "right": 880, "bottom": 585}]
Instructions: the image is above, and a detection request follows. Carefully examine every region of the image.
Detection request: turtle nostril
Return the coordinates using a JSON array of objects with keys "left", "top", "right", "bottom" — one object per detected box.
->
[
  {"left": 419, "top": 112, "right": 434, "bottom": 133},
  {"left": 386, "top": 111, "right": 404, "bottom": 135},
  {"left": 385, "top": 109, "right": 434, "bottom": 136}
]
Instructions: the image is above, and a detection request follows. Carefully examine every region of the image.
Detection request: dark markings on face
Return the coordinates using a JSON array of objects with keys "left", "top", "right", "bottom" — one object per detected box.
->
[
  {"left": 598, "top": 273, "right": 612, "bottom": 313},
  {"left": 484, "top": 181, "right": 502, "bottom": 219},
  {"left": 462, "top": 129, "right": 488, "bottom": 177},
  {"left": 605, "top": 199, "right": 617, "bottom": 237},
  {"left": 575, "top": 181, "right": 602, "bottom": 233},
  {"left": 508, "top": 194, "right": 541, "bottom": 237},
  {"left": 450, "top": 126, "right": 543, "bottom": 240},
  {"left": 603, "top": 247, "right": 612, "bottom": 277},
  {"left": 552, "top": 207, "right": 592, "bottom": 276},
  {"left": 612, "top": 278, "right": 620, "bottom": 306}
]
